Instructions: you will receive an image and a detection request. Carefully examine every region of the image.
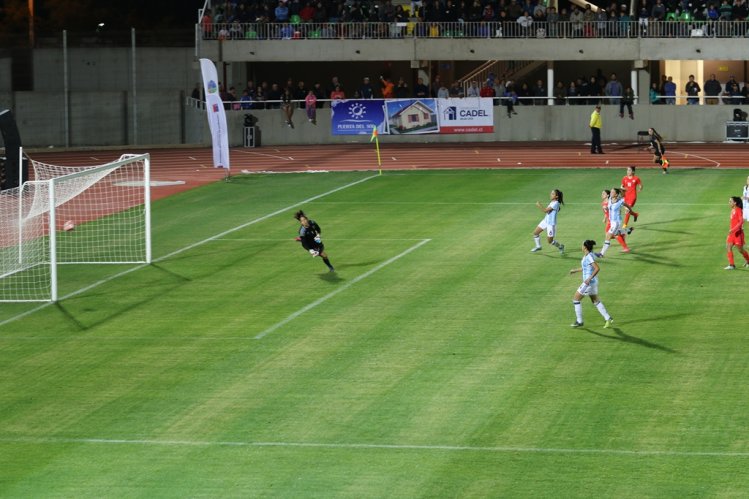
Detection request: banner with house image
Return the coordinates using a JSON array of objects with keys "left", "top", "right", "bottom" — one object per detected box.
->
[
  {"left": 385, "top": 99, "right": 439, "bottom": 135},
  {"left": 437, "top": 97, "right": 494, "bottom": 134}
]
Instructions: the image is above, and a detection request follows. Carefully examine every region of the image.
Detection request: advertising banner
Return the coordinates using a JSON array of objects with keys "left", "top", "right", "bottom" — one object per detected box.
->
[
  {"left": 331, "top": 100, "right": 387, "bottom": 135},
  {"left": 199, "top": 58, "right": 230, "bottom": 170},
  {"left": 437, "top": 97, "right": 494, "bottom": 134},
  {"left": 384, "top": 99, "right": 439, "bottom": 135}
]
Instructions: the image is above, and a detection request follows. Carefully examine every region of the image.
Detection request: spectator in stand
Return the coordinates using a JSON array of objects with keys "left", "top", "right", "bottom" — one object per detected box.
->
[
  {"left": 267, "top": 83, "right": 282, "bottom": 109},
  {"left": 201, "top": 8, "right": 213, "bottom": 39},
  {"left": 281, "top": 86, "right": 295, "bottom": 128},
  {"left": 480, "top": 80, "right": 496, "bottom": 100},
  {"left": 395, "top": 77, "right": 409, "bottom": 98},
  {"left": 554, "top": 81, "right": 567, "bottom": 105},
  {"left": 663, "top": 76, "right": 677, "bottom": 104},
  {"left": 240, "top": 89, "right": 253, "bottom": 110},
  {"left": 493, "top": 79, "right": 506, "bottom": 106},
  {"left": 327, "top": 76, "right": 343, "bottom": 99},
  {"left": 726, "top": 75, "right": 740, "bottom": 91},
  {"left": 254, "top": 86, "right": 266, "bottom": 110},
  {"left": 742, "top": 83, "right": 749, "bottom": 105},
  {"left": 437, "top": 82, "right": 450, "bottom": 99},
  {"left": 380, "top": 76, "right": 395, "bottom": 98},
  {"left": 305, "top": 89, "right": 317, "bottom": 124},
  {"left": 533, "top": 79, "right": 547, "bottom": 105},
  {"left": 244, "top": 80, "right": 256, "bottom": 99},
  {"left": 431, "top": 75, "right": 442, "bottom": 97},
  {"left": 719, "top": 0, "right": 733, "bottom": 19},
  {"left": 704, "top": 74, "right": 721, "bottom": 104},
  {"left": 359, "top": 77, "right": 375, "bottom": 99},
  {"left": 294, "top": 80, "right": 307, "bottom": 108},
  {"left": 312, "top": 82, "right": 325, "bottom": 108},
  {"left": 275, "top": 0, "right": 289, "bottom": 22},
  {"left": 651, "top": 0, "right": 666, "bottom": 19},
  {"left": 685, "top": 74, "right": 701, "bottom": 104},
  {"left": 619, "top": 85, "right": 635, "bottom": 119},
  {"left": 595, "top": 7, "right": 607, "bottom": 37},
  {"left": 517, "top": 82, "right": 532, "bottom": 105},
  {"left": 578, "top": 77, "right": 590, "bottom": 104},
  {"left": 546, "top": 6, "right": 559, "bottom": 37},
  {"left": 649, "top": 82, "right": 661, "bottom": 104},
  {"left": 413, "top": 77, "right": 429, "bottom": 98},
  {"left": 729, "top": 82, "right": 743, "bottom": 104},
  {"left": 330, "top": 84, "right": 345, "bottom": 101},
  {"left": 504, "top": 82, "right": 518, "bottom": 117},
  {"left": 604, "top": 73, "right": 623, "bottom": 105},
  {"left": 567, "top": 81, "right": 580, "bottom": 105},
  {"left": 299, "top": 1, "right": 316, "bottom": 21},
  {"left": 467, "top": 81, "right": 480, "bottom": 97},
  {"left": 517, "top": 11, "right": 534, "bottom": 37},
  {"left": 448, "top": 81, "right": 462, "bottom": 98},
  {"left": 569, "top": 5, "right": 584, "bottom": 37}
]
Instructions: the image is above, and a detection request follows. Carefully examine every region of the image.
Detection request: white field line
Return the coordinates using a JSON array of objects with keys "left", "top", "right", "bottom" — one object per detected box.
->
[
  {"left": 674, "top": 151, "right": 721, "bottom": 168},
  {"left": 0, "top": 175, "right": 379, "bottom": 329},
  {"left": 2, "top": 436, "right": 749, "bottom": 458},
  {"left": 254, "top": 239, "right": 431, "bottom": 340}
]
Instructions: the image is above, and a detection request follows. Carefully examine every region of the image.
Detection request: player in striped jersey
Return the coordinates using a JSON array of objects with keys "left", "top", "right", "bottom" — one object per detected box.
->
[
  {"left": 598, "top": 187, "right": 632, "bottom": 256},
  {"left": 569, "top": 239, "right": 613, "bottom": 328},
  {"left": 531, "top": 189, "right": 565, "bottom": 254}
]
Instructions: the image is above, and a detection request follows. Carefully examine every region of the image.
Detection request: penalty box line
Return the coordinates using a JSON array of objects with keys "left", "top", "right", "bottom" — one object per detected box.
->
[
  {"left": 2, "top": 435, "right": 749, "bottom": 458},
  {"left": 254, "top": 239, "right": 431, "bottom": 340},
  {"left": 0, "top": 174, "right": 379, "bottom": 330}
]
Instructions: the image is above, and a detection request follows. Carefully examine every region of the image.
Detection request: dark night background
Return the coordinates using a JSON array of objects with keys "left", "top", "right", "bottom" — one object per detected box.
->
[{"left": 0, "top": 0, "right": 205, "bottom": 34}]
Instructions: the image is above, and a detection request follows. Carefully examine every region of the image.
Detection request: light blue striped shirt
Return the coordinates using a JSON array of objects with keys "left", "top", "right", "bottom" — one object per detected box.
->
[
  {"left": 608, "top": 198, "right": 624, "bottom": 224},
  {"left": 581, "top": 252, "right": 598, "bottom": 285},
  {"left": 544, "top": 200, "right": 560, "bottom": 225}
]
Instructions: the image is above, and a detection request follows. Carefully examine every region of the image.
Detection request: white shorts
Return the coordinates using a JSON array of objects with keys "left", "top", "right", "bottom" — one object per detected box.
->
[
  {"left": 607, "top": 220, "right": 623, "bottom": 236},
  {"left": 537, "top": 220, "right": 556, "bottom": 237},
  {"left": 577, "top": 281, "right": 599, "bottom": 296}
]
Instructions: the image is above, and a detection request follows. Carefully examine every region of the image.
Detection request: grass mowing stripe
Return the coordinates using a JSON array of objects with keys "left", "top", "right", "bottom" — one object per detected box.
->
[
  {"left": 254, "top": 239, "right": 432, "bottom": 339},
  {"left": 0, "top": 174, "right": 378, "bottom": 329},
  {"left": 3, "top": 436, "right": 749, "bottom": 458}
]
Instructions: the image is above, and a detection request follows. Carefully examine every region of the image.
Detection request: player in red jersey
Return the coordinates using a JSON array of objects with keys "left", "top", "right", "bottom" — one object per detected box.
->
[
  {"left": 621, "top": 166, "right": 642, "bottom": 234},
  {"left": 725, "top": 196, "right": 749, "bottom": 270}
]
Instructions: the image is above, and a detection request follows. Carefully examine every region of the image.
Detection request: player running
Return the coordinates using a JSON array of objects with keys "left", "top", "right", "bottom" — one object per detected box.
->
[
  {"left": 725, "top": 196, "right": 749, "bottom": 270},
  {"left": 294, "top": 210, "right": 335, "bottom": 272},
  {"left": 569, "top": 239, "right": 614, "bottom": 329},
  {"left": 621, "top": 165, "right": 642, "bottom": 234},
  {"left": 648, "top": 128, "right": 669, "bottom": 174},
  {"left": 598, "top": 187, "right": 632, "bottom": 256},
  {"left": 531, "top": 189, "right": 565, "bottom": 254}
]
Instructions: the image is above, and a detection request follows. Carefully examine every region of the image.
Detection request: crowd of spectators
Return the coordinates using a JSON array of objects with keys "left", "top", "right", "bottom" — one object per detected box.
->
[
  {"left": 200, "top": 0, "right": 749, "bottom": 39},
  {"left": 190, "top": 71, "right": 749, "bottom": 111}
]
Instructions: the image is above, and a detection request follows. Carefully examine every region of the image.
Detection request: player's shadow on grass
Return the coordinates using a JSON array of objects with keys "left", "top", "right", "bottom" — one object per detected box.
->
[
  {"left": 318, "top": 271, "right": 343, "bottom": 283},
  {"left": 333, "top": 260, "right": 381, "bottom": 269},
  {"left": 585, "top": 326, "right": 678, "bottom": 353},
  {"left": 53, "top": 263, "right": 192, "bottom": 331}
]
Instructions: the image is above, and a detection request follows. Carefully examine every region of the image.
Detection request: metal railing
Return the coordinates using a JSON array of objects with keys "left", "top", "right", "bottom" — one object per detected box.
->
[{"left": 198, "top": 20, "right": 749, "bottom": 40}]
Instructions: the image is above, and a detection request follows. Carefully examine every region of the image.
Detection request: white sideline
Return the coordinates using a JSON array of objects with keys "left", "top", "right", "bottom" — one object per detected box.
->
[
  {"left": 254, "top": 239, "right": 431, "bottom": 339},
  {"left": 0, "top": 174, "right": 379, "bottom": 329},
  {"left": 2, "top": 435, "right": 749, "bottom": 458}
]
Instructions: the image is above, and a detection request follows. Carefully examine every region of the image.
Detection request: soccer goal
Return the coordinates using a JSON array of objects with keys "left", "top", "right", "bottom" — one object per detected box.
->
[{"left": 0, "top": 153, "right": 151, "bottom": 302}]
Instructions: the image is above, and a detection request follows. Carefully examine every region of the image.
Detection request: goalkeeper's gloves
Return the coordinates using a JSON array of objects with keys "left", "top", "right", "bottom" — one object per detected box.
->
[
  {"left": 314, "top": 236, "right": 322, "bottom": 243},
  {"left": 309, "top": 249, "right": 319, "bottom": 257}
]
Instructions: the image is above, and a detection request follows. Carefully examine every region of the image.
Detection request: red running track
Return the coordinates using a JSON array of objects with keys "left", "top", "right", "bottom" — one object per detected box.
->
[{"left": 27, "top": 141, "right": 749, "bottom": 198}]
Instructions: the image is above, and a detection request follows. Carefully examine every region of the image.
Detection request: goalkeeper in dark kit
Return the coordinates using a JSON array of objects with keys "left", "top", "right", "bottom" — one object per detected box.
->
[{"left": 295, "top": 210, "right": 335, "bottom": 272}]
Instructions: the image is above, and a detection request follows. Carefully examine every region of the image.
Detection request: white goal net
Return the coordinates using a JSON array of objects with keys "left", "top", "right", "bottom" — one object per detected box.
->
[{"left": 0, "top": 153, "right": 151, "bottom": 302}]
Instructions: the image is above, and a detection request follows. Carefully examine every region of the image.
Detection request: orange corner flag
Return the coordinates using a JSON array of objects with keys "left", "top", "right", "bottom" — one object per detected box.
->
[{"left": 370, "top": 126, "right": 378, "bottom": 143}]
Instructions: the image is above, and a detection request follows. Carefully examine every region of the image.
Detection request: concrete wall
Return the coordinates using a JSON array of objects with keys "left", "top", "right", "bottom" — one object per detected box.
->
[
  {"left": 189, "top": 103, "right": 746, "bottom": 147},
  {"left": 33, "top": 48, "right": 199, "bottom": 92},
  {"left": 205, "top": 38, "right": 749, "bottom": 63}
]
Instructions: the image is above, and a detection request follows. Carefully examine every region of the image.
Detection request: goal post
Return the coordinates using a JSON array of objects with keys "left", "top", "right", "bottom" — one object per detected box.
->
[{"left": 0, "top": 153, "right": 151, "bottom": 302}]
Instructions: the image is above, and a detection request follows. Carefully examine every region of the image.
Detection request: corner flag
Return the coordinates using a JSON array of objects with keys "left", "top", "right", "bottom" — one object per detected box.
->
[{"left": 370, "top": 126, "right": 382, "bottom": 175}]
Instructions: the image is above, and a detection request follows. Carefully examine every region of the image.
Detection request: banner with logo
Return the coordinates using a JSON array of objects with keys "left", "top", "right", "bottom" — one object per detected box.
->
[
  {"left": 199, "top": 58, "right": 230, "bottom": 169},
  {"left": 437, "top": 97, "right": 494, "bottom": 134},
  {"left": 331, "top": 100, "right": 387, "bottom": 135}
]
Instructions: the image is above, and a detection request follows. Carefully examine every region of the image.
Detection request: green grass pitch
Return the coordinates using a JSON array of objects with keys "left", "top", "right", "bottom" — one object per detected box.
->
[{"left": 2, "top": 167, "right": 749, "bottom": 497}]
